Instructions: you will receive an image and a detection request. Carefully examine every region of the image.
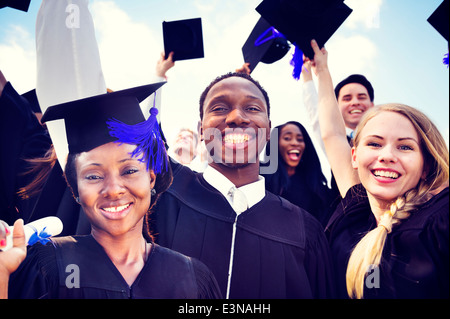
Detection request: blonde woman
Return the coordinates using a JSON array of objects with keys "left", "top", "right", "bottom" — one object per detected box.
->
[{"left": 310, "top": 40, "right": 449, "bottom": 298}]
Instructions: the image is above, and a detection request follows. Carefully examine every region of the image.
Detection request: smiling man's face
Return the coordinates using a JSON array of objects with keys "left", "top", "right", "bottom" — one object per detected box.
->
[
  {"left": 200, "top": 76, "right": 271, "bottom": 170},
  {"left": 337, "top": 82, "right": 374, "bottom": 130}
]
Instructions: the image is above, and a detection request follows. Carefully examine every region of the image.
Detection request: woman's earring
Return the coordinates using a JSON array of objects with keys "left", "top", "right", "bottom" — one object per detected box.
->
[
  {"left": 151, "top": 189, "right": 156, "bottom": 196},
  {"left": 75, "top": 197, "right": 81, "bottom": 204}
]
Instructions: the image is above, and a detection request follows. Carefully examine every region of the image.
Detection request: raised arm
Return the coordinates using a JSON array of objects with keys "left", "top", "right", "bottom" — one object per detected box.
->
[{"left": 310, "top": 40, "right": 359, "bottom": 197}]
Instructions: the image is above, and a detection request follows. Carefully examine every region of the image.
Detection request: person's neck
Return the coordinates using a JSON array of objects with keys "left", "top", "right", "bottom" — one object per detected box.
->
[
  {"left": 209, "top": 161, "right": 260, "bottom": 188},
  {"left": 286, "top": 166, "right": 296, "bottom": 177},
  {"left": 175, "top": 149, "right": 194, "bottom": 164},
  {"left": 91, "top": 225, "right": 148, "bottom": 285},
  {"left": 366, "top": 193, "right": 392, "bottom": 224}
]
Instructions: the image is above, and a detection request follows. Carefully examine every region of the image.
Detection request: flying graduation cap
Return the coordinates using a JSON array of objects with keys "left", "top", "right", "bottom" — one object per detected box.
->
[
  {"left": 427, "top": 0, "right": 449, "bottom": 66},
  {"left": 41, "top": 82, "right": 168, "bottom": 173},
  {"left": 162, "top": 17, "right": 205, "bottom": 62},
  {"left": 255, "top": 0, "right": 353, "bottom": 60},
  {"left": 0, "top": 0, "right": 31, "bottom": 12},
  {"left": 242, "top": 17, "right": 291, "bottom": 73},
  {"left": 427, "top": 0, "right": 449, "bottom": 42}
]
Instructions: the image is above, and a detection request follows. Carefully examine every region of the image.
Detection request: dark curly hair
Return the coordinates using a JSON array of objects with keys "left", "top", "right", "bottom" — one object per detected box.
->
[{"left": 198, "top": 72, "right": 271, "bottom": 120}]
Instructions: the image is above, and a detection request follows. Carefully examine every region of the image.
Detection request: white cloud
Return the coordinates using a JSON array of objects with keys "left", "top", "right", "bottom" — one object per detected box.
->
[
  {"left": 344, "top": 0, "right": 383, "bottom": 29},
  {"left": 326, "top": 34, "right": 378, "bottom": 82},
  {"left": 90, "top": 1, "right": 160, "bottom": 90},
  {"left": 0, "top": 25, "right": 36, "bottom": 93}
]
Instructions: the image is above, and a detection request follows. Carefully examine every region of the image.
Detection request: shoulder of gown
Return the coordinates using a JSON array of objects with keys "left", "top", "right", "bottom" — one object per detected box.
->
[{"left": 8, "top": 241, "right": 58, "bottom": 299}]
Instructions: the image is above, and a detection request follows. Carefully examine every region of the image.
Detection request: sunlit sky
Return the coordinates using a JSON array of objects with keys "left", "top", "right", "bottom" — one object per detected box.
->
[{"left": 1, "top": 0, "right": 448, "bottom": 153}]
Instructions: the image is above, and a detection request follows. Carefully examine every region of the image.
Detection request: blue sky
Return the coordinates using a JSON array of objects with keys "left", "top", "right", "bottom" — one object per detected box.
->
[{"left": 1, "top": 0, "right": 448, "bottom": 152}]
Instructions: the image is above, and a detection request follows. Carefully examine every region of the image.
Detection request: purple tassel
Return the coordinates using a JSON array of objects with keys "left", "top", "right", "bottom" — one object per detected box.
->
[
  {"left": 28, "top": 226, "right": 51, "bottom": 246},
  {"left": 443, "top": 53, "right": 449, "bottom": 68},
  {"left": 107, "top": 107, "right": 168, "bottom": 174},
  {"left": 290, "top": 46, "right": 304, "bottom": 80}
]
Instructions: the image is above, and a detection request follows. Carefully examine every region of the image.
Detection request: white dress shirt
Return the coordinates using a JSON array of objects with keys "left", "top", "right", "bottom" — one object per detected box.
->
[{"left": 203, "top": 165, "right": 265, "bottom": 215}]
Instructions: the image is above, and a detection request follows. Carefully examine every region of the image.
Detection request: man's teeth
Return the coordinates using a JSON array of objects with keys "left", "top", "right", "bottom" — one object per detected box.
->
[
  {"left": 224, "top": 134, "right": 249, "bottom": 144},
  {"left": 102, "top": 203, "right": 130, "bottom": 213},
  {"left": 373, "top": 170, "right": 399, "bottom": 179},
  {"left": 350, "top": 109, "right": 362, "bottom": 114}
]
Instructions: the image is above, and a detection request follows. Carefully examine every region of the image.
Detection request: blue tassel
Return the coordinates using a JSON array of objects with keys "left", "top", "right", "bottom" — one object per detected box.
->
[
  {"left": 107, "top": 107, "right": 168, "bottom": 174},
  {"left": 290, "top": 46, "right": 304, "bottom": 80},
  {"left": 28, "top": 226, "right": 51, "bottom": 246},
  {"left": 443, "top": 53, "right": 449, "bottom": 68}
]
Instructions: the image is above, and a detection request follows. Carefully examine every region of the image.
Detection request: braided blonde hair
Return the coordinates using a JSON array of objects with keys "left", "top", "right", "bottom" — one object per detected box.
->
[{"left": 346, "top": 104, "right": 449, "bottom": 299}]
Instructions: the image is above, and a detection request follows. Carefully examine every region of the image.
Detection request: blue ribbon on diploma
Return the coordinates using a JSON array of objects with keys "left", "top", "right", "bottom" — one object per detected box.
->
[{"left": 28, "top": 226, "right": 52, "bottom": 246}]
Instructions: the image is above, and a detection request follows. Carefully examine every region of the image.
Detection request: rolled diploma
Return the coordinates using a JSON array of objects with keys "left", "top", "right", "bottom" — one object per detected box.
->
[{"left": 1, "top": 217, "right": 63, "bottom": 251}]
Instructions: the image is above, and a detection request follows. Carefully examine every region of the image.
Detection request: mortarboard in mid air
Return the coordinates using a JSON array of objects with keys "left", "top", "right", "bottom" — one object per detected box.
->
[
  {"left": 162, "top": 17, "right": 204, "bottom": 62},
  {"left": 242, "top": 17, "right": 291, "bottom": 73},
  {"left": 255, "top": 0, "right": 353, "bottom": 60},
  {"left": 427, "top": 0, "right": 449, "bottom": 42},
  {"left": 0, "top": 0, "right": 31, "bottom": 12},
  {"left": 427, "top": 0, "right": 449, "bottom": 66}
]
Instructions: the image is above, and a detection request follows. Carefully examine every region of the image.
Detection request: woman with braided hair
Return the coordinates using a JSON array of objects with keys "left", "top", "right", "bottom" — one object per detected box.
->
[{"left": 309, "top": 39, "right": 449, "bottom": 298}]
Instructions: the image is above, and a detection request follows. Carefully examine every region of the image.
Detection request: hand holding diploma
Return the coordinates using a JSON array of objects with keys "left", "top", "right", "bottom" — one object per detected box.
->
[{"left": 0, "top": 217, "right": 63, "bottom": 298}]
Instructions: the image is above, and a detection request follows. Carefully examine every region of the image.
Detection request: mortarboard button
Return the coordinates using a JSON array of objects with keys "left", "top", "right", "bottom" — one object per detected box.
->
[
  {"left": 41, "top": 82, "right": 165, "bottom": 154},
  {"left": 242, "top": 17, "right": 291, "bottom": 73},
  {"left": 162, "top": 17, "right": 205, "bottom": 62},
  {"left": 427, "top": 0, "right": 449, "bottom": 42},
  {"left": 255, "top": 0, "right": 353, "bottom": 59},
  {"left": 0, "top": 0, "right": 31, "bottom": 12}
]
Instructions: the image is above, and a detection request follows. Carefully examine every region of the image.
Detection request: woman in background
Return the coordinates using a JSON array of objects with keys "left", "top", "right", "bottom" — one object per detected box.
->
[{"left": 263, "top": 121, "right": 334, "bottom": 226}]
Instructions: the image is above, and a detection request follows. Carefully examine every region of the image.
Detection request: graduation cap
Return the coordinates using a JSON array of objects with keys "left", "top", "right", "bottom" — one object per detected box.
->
[
  {"left": 427, "top": 0, "right": 449, "bottom": 42},
  {"left": 41, "top": 82, "right": 168, "bottom": 173},
  {"left": 242, "top": 17, "right": 291, "bottom": 73},
  {"left": 256, "top": 0, "right": 353, "bottom": 59},
  {"left": 0, "top": 0, "right": 31, "bottom": 12},
  {"left": 162, "top": 17, "right": 204, "bottom": 61}
]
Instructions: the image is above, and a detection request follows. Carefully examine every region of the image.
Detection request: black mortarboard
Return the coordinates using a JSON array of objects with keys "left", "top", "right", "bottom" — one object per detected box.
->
[
  {"left": 256, "top": 0, "right": 353, "bottom": 59},
  {"left": 41, "top": 83, "right": 165, "bottom": 155},
  {"left": 162, "top": 17, "right": 204, "bottom": 61},
  {"left": 427, "top": 0, "right": 449, "bottom": 42},
  {"left": 0, "top": 0, "right": 31, "bottom": 12},
  {"left": 242, "top": 17, "right": 291, "bottom": 73}
]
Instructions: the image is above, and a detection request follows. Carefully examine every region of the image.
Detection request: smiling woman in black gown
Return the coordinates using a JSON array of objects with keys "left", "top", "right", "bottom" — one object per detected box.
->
[{"left": 0, "top": 84, "right": 221, "bottom": 299}]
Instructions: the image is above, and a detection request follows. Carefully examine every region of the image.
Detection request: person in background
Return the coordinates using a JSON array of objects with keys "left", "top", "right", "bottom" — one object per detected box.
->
[
  {"left": 0, "top": 70, "right": 52, "bottom": 225},
  {"left": 170, "top": 128, "right": 198, "bottom": 165},
  {"left": 302, "top": 61, "right": 375, "bottom": 144},
  {"left": 262, "top": 121, "right": 334, "bottom": 226},
  {"left": 311, "top": 39, "right": 449, "bottom": 299}
]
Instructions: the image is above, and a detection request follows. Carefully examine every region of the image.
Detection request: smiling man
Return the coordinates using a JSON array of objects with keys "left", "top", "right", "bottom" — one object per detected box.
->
[
  {"left": 334, "top": 74, "right": 375, "bottom": 135},
  {"left": 151, "top": 72, "right": 335, "bottom": 299}
]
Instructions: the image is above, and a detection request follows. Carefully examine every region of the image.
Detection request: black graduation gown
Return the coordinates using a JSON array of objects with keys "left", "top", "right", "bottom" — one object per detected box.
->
[
  {"left": 0, "top": 82, "right": 52, "bottom": 224},
  {"left": 264, "top": 171, "right": 335, "bottom": 227},
  {"left": 8, "top": 235, "right": 222, "bottom": 299},
  {"left": 151, "top": 162, "right": 335, "bottom": 299},
  {"left": 326, "top": 184, "right": 449, "bottom": 298}
]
